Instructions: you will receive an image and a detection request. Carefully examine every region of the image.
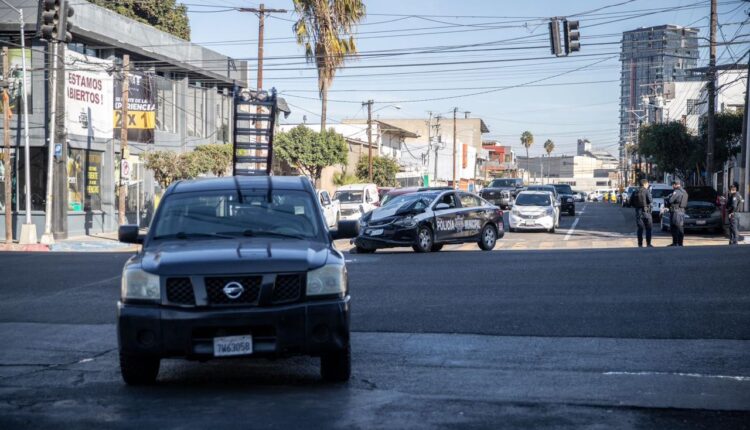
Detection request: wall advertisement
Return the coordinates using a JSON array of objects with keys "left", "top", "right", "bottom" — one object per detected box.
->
[
  {"left": 114, "top": 73, "right": 157, "bottom": 144},
  {"left": 64, "top": 49, "right": 114, "bottom": 140}
]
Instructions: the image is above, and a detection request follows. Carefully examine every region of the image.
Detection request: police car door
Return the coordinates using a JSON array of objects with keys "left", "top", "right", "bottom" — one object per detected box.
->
[
  {"left": 458, "top": 192, "right": 485, "bottom": 239},
  {"left": 433, "top": 191, "right": 463, "bottom": 242}
]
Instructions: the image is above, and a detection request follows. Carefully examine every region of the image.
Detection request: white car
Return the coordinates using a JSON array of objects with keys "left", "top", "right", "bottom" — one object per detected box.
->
[
  {"left": 317, "top": 189, "right": 340, "bottom": 228},
  {"left": 509, "top": 191, "right": 558, "bottom": 233},
  {"left": 333, "top": 183, "right": 380, "bottom": 222},
  {"left": 649, "top": 183, "right": 672, "bottom": 220}
]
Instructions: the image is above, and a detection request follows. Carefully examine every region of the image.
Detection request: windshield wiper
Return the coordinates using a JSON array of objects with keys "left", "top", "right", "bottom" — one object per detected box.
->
[
  {"left": 154, "top": 232, "right": 235, "bottom": 240},
  {"left": 242, "top": 230, "right": 308, "bottom": 240}
]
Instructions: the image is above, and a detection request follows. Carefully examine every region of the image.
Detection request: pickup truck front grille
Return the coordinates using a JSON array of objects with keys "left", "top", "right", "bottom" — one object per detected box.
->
[
  {"left": 272, "top": 274, "right": 303, "bottom": 304},
  {"left": 205, "top": 276, "right": 262, "bottom": 305},
  {"left": 166, "top": 277, "right": 195, "bottom": 305}
]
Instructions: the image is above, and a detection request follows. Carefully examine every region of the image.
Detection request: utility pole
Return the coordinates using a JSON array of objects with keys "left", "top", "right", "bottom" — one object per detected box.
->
[
  {"left": 364, "top": 100, "right": 373, "bottom": 181},
  {"left": 434, "top": 115, "right": 441, "bottom": 182},
  {"left": 452, "top": 107, "right": 458, "bottom": 189},
  {"left": 2, "top": 48, "right": 11, "bottom": 243},
  {"left": 239, "top": 4, "right": 288, "bottom": 91},
  {"left": 706, "top": 0, "right": 717, "bottom": 187},
  {"left": 741, "top": 48, "right": 750, "bottom": 209},
  {"left": 118, "top": 54, "right": 129, "bottom": 226},
  {"left": 40, "top": 40, "right": 60, "bottom": 245}
]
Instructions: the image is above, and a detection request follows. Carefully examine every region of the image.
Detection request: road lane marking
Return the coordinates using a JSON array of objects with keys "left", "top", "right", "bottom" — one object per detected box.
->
[
  {"left": 564, "top": 216, "right": 580, "bottom": 241},
  {"left": 603, "top": 371, "right": 750, "bottom": 382}
]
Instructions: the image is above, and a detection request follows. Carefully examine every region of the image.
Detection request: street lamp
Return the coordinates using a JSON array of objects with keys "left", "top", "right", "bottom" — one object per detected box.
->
[{"left": 0, "top": 0, "right": 35, "bottom": 244}]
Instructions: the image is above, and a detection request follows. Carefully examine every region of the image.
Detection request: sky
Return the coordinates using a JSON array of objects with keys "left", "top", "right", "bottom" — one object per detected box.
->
[{"left": 180, "top": 0, "right": 749, "bottom": 158}]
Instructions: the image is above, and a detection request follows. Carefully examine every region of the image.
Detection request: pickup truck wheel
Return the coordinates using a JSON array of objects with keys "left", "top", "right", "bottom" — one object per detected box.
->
[
  {"left": 430, "top": 244, "right": 443, "bottom": 252},
  {"left": 413, "top": 226, "right": 433, "bottom": 253},
  {"left": 478, "top": 224, "right": 497, "bottom": 251},
  {"left": 321, "top": 343, "right": 351, "bottom": 383},
  {"left": 355, "top": 245, "right": 375, "bottom": 254},
  {"left": 119, "top": 353, "right": 159, "bottom": 385}
]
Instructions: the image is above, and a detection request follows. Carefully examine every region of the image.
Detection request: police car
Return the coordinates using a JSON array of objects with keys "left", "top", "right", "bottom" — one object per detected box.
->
[{"left": 354, "top": 189, "right": 504, "bottom": 253}]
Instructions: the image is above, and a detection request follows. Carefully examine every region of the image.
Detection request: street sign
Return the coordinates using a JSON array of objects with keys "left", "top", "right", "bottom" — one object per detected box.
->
[{"left": 121, "top": 158, "right": 130, "bottom": 180}]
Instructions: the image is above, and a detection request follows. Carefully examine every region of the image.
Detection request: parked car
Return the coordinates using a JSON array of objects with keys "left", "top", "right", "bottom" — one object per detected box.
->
[
  {"left": 317, "top": 189, "right": 340, "bottom": 228},
  {"left": 571, "top": 190, "right": 586, "bottom": 202},
  {"left": 621, "top": 186, "right": 637, "bottom": 207},
  {"left": 589, "top": 189, "right": 606, "bottom": 202},
  {"left": 479, "top": 178, "right": 524, "bottom": 209},
  {"left": 509, "top": 191, "right": 558, "bottom": 233},
  {"left": 660, "top": 186, "right": 723, "bottom": 234},
  {"left": 377, "top": 187, "right": 394, "bottom": 203},
  {"left": 551, "top": 184, "right": 576, "bottom": 216},
  {"left": 116, "top": 176, "right": 358, "bottom": 385},
  {"left": 649, "top": 183, "right": 672, "bottom": 220},
  {"left": 354, "top": 190, "right": 504, "bottom": 253},
  {"left": 333, "top": 183, "right": 379, "bottom": 223},
  {"left": 380, "top": 186, "right": 453, "bottom": 207}
]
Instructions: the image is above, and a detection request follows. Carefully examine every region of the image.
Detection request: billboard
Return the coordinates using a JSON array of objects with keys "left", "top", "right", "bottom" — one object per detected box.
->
[
  {"left": 114, "top": 73, "right": 156, "bottom": 143},
  {"left": 0, "top": 48, "right": 32, "bottom": 113},
  {"left": 64, "top": 49, "right": 114, "bottom": 140}
]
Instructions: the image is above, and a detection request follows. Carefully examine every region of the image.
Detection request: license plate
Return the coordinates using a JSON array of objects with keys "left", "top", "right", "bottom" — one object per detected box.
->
[
  {"left": 696, "top": 220, "right": 706, "bottom": 225},
  {"left": 523, "top": 221, "right": 534, "bottom": 226},
  {"left": 213, "top": 335, "right": 253, "bottom": 357},
  {"left": 368, "top": 228, "right": 384, "bottom": 236}
]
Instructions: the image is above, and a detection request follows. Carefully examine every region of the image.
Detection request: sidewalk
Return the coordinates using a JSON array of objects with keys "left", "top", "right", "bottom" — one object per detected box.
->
[{"left": 1, "top": 232, "right": 139, "bottom": 253}]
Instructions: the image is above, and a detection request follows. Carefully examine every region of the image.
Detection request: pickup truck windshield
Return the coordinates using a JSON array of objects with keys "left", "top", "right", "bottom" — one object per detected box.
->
[
  {"left": 334, "top": 191, "right": 364, "bottom": 203},
  {"left": 489, "top": 179, "right": 519, "bottom": 188},
  {"left": 552, "top": 184, "right": 573, "bottom": 194},
  {"left": 153, "top": 190, "right": 321, "bottom": 240}
]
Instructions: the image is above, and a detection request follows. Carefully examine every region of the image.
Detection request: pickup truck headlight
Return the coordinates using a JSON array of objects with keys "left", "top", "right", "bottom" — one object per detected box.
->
[
  {"left": 393, "top": 216, "right": 417, "bottom": 228},
  {"left": 121, "top": 266, "right": 160, "bottom": 301},
  {"left": 566, "top": 197, "right": 573, "bottom": 203},
  {"left": 307, "top": 264, "right": 347, "bottom": 296}
]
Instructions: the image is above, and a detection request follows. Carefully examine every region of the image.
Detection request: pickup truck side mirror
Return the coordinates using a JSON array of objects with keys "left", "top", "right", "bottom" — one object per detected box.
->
[{"left": 118, "top": 225, "right": 144, "bottom": 244}]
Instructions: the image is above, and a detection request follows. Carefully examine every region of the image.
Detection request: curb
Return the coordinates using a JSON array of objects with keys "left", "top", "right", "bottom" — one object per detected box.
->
[{"left": 0, "top": 243, "right": 50, "bottom": 252}]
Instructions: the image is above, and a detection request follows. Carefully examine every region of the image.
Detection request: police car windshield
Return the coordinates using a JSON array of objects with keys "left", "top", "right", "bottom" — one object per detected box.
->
[
  {"left": 651, "top": 189, "right": 672, "bottom": 198},
  {"left": 386, "top": 192, "right": 437, "bottom": 209},
  {"left": 515, "top": 193, "right": 551, "bottom": 206},
  {"left": 152, "top": 190, "right": 321, "bottom": 240},
  {"left": 333, "top": 190, "right": 364, "bottom": 203}
]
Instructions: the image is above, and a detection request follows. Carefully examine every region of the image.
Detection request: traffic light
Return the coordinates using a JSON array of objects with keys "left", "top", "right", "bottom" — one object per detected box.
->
[
  {"left": 548, "top": 19, "right": 561, "bottom": 56},
  {"left": 40, "top": 0, "right": 60, "bottom": 41},
  {"left": 39, "top": 0, "right": 73, "bottom": 43},
  {"left": 563, "top": 20, "right": 580, "bottom": 54}
]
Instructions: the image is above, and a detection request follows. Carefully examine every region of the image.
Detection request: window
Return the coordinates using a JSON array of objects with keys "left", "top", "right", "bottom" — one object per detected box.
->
[
  {"left": 17, "top": 147, "right": 47, "bottom": 211},
  {"left": 187, "top": 85, "right": 206, "bottom": 138},
  {"left": 217, "top": 92, "right": 232, "bottom": 143},
  {"left": 460, "top": 193, "right": 482, "bottom": 208},
  {"left": 686, "top": 99, "right": 699, "bottom": 115},
  {"left": 155, "top": 76, "right": 175, "bottom": 133},
  {"left": 436, "top": 193, "right": 457, "bottom": 209}
]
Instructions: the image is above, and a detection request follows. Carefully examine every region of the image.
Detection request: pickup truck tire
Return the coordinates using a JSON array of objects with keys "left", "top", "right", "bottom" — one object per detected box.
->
[
  {"left": 355, "top": 245, "right": 375, "bottom": 254},
  {"left": 120, "top": 353, "right": 160, "bottom": 385},
  {"left": 321, "top": 343, "right": 351, "bottom": 383},
  {"left": 430, "top": 244, "right": 444, "bottom": 252}
]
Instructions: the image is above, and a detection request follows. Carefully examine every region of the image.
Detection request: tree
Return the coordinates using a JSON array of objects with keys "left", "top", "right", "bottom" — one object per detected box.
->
[
  {"left": 356, "top": 155, "right": 399, "bottom": 187},
  {"left": 543, "top": 139, "right": 554, "bottom": 184},
  {"left": 698, "top": 110, "right": 744, "bottom": 172},
  {"left": 89, "top": 0, "right": 190, "bottom": 40},
  {"left": 637, "top": 121, "right": 699, "bottom": 180},
  {"left": 142, "top": 150, "right": 206, "bottom": 189},
  {"left": 194, "top": 144, "right": 233, "bottom": 177},
  {"left": 333, "top": 171, "right": 359, "bottom": 186},
  {"left": 520, "top": 131, "right": 534, "bottom": 178},
  {"left": 293, "top": 0, "right": 366, "bottom": 131},
  {"left": 275, "top": 125, "right": 349, "bottom": 181}
]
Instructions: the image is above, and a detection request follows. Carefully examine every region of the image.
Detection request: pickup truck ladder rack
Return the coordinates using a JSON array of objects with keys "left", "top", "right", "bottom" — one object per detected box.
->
[{"left": 232, "top": 88, "right": 280, "bottom": 176}]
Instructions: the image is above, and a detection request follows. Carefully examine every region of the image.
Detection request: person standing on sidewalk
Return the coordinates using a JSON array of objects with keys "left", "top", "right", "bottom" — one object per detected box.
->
[
  {"left": 727, "top": 182, "right": 744, "bottom": 245},
  {"left": 632, "top": 179, "right": 653, "bottom": 248},
  {"left": 666, "top": 180, "right": 688, "bottom": 246}
]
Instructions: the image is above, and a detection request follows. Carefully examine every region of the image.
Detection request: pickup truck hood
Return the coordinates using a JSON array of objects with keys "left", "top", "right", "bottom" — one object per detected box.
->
[{"left": 138, "top": 238, "right": 331, "bottom": 276}]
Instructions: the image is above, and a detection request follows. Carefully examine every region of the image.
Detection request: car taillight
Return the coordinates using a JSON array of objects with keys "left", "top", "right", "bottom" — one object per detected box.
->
[{"left": 495, "top": 209, "right": 503, "bottom": 217}]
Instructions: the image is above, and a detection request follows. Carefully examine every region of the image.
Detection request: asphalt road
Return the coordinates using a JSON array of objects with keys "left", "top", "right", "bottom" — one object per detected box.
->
[{"left": 1, "top": 207, "right": 749, "bottom": 428}]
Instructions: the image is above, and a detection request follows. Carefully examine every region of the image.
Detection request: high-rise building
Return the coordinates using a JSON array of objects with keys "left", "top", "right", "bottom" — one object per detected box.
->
[{"left": 619, "top": 25, "right": 700, "bottom": 180}]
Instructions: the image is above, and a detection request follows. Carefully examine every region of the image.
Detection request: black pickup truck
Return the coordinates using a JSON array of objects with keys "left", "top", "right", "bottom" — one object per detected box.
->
[
  {"left": 479, "top": 178, "right": 524, "bottom": 209},
  {"left": 117, "top": 176, "right": 356, "bottom": 385}
]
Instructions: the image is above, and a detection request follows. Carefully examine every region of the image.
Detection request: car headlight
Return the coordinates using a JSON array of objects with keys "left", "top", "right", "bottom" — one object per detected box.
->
[
  {"left": 511, "top": 208, "right": 521, "bottom": 216},
  {"left": 393, "top": 216, "right": 417, "bottom": 228},
  {"left": 711, "top": 210, "right": 721, "bottom": 218},
  {"left": 307, "top": 264, "right": 347, "bottom": 296},
  {"left": 566, "top": 197, "right": 573, "bottom": 203},
  {"left": 121, "top": 266, "right": 160, "bottom": 301},
  {"left": 545, "top": 208, "right": 556, "bottom": 216},
  {"left": 358, "top": 217, "right": 368, "bottom": 228}
]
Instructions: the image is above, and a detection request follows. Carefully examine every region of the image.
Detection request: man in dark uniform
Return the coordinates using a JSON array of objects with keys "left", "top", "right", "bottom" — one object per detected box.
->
[
  {"left": 727, "top": 182, "right": 743, "bottom": 245},
  {"left": 666, "top": 179, "right": 688, "bottom": 246},
  {"left": 632, "top": 178, "right": 653, "bottom": 247}
]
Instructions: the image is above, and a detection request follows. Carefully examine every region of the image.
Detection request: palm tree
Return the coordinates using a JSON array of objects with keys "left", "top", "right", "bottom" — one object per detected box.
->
[
  {"left": 543, "top": 139, "right": 554, "bottom": 184},
  {"left": 520, "top": 131, "right": 534, "bottom": 182},
  {"left": 293, "top": 0, "right": 366, "bottom": 131}
]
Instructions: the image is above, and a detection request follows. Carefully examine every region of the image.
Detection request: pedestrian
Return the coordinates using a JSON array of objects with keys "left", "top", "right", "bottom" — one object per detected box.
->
[
  {"left": 631, "top": 178, "right": 653, "bottom": 248},
  {"left": 727, "top": 182, "right": 744, "bottom": 245},
  {"left": 666, "top": 179, "right": 688, "bottom": 246}
]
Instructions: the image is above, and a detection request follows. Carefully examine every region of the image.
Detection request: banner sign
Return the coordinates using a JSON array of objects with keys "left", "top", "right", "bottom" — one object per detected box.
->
[
  {"left": 64, "top": 49, "right": 114, "bottom": 140},
  {"left": 0, "top": 48, "right": 33, "bottom": 113},
  {"left": 114, "top": 73, "right": 156, "bottom": 143}
]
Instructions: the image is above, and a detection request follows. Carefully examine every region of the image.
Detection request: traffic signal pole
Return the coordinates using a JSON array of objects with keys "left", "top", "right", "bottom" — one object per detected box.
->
[
  {"left": 118, "top": 55, "right": 129, "bottom": 226},
  {"left": 40, "top": 40, "right": 59, "bottom": 245}
]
